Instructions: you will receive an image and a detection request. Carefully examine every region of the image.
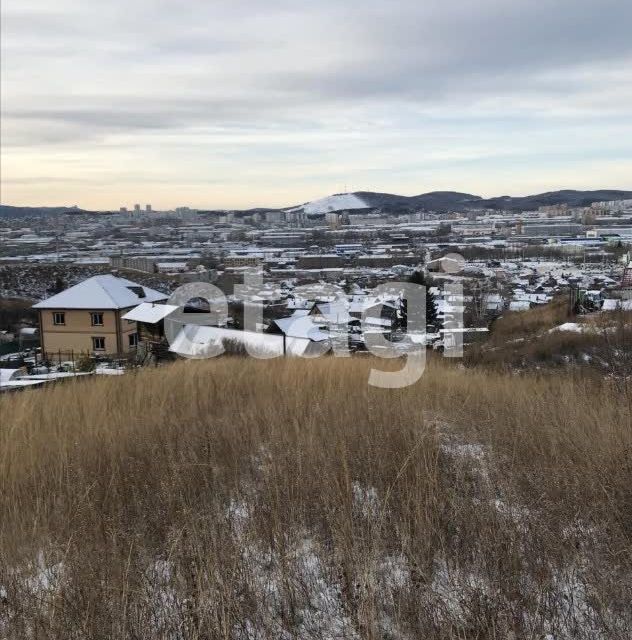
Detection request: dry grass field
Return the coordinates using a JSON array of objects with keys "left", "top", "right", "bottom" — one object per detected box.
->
[
  {"left": 467, "top": 304, "right": 632, "bottom": 378},
  {"left": 1, "top": 356, "right": 631, "bottom": 639}
]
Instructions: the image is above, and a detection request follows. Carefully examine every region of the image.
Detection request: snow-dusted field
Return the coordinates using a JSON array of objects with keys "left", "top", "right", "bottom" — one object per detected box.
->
[
  {"left": 3, "top": 435, "right": 628, "bottom": 640},
  {"left": 1, "top": 357, "right": 630, "bottom": 639}
]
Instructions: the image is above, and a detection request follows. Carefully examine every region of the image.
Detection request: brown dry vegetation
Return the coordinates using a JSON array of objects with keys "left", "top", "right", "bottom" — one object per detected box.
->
[
  {"left": 467, "top": 303, "right": 632, "bottom": 381},
  {"left": 486, "top": 297, "right": 570, "bottom": 343},
  {"left": 1, "top": 356, "right": 631, "bottom": 639}
]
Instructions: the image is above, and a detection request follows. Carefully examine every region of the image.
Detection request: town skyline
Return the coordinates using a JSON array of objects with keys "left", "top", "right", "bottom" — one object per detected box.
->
[{"left": 3, "top": 185, "right": 632, "bottom": 214}]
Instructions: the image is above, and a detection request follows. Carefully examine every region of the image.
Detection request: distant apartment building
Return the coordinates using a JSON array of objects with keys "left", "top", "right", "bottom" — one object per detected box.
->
[
  {"left": 223, "top": 255, "right": 263, "bottom": 268},
  {"left": 453, "top": 223, "right": 496, "bottom": 236},
  {"left": 293, "top": 268, "right": 344, "bottom": 281},
  {"left": 33, "top": 275, "right": 167, "bottom": 355},
  {"left": 284, "top": 210, "right": 307, "bottom": 226},
  {"left": 523, "top": 223, "right": 583, "bottom": 237},
  {"left": 335, "top": 244, "right": 363, "bottom": 256},
  {"left": 265, "top": 211, "right": 283, "bottom": 224},
  {"left": 297, "top": 254, "right": 344, "bottom": 269},
  {"left": 324, "top": 211, "right": 351, "bottom": 228},
  {"left": 591, "top": 199, "right": 632, "bottom": 213},
  {"left": 259, "top": 232, "right": 308, "bottom": 246},
  {"left": 175, "top": 207, "right": 198, "bottom": 217},
  {"left": 538, "top": 204, "right": 569, "bottom": 216},
  {"left": 155, "top": 261, "right": 189, "bottom": 273},
  {"left": 110, "top": 256, "right": 157, "bottom": 273},
  {"left": 356, "top": 255, "right": 420, "bottom": 268}
]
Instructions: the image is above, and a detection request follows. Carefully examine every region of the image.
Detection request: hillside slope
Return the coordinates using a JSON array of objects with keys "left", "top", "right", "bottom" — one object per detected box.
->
[
  {"left": 1, "top": 357, "right": 630, "bottom": 639},
  {"left": 287, "top": 188, "right": 632, "bottom": 214}
]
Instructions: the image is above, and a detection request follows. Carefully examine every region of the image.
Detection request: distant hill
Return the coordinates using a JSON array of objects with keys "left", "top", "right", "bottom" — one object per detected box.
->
[
  {"left": 2, "top": 189, "right": 631, "bottom": 218},
  {"left": 357, "top": 190, "right": 482, "bottom": 211},
  {"left": 0, "top": 205, "right": 87, "bottom": 218},
  {"left": 287, "top": 189, "right": 632, "bottom": 214},
  {"left": 470, "top": 190, "right": 632, "bottom": 211}
]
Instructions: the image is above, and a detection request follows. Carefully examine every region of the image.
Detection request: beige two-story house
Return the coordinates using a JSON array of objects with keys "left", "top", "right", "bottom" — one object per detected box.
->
[{"left": 33, "top": 275, "right": 167, "bottom": 355}]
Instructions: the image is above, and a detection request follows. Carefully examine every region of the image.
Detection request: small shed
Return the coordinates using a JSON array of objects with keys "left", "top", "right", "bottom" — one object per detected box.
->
[{"left": 122, "top": 303, "right": 179, "bottom": 343}]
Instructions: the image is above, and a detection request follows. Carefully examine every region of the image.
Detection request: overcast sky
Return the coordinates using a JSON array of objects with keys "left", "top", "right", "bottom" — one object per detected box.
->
[{"left": 2, "top": 0, "right": 631, "bottom": 210}]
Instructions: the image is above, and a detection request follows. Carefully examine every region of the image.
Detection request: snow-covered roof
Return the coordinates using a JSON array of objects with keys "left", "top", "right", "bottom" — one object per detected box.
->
[
  {"left": 314, "top": 302, "right": 353, "bottom": 324},
  {"left": 33, "top": 275, "right": 167, "bottom": 310},
  {"left": 349, "top": 296, "right": 398, "bottom": 314},
  {"left": 273, "top": 316, "right": 330, "bottom": 341},
  {"left": 602, "top": 299, "right": 632, "bottom": 311},
  {"left": 509, "top": 301, "right": 532, "bottom": 311},
  {"left": 122, "top": 303, "right": 179, "bottom": 324},
  {"left": 0, "top": 379, "right": 48, "bottom": 391},
  {"left": 0, "top": 368, "right": 21, "bottom": 385},
  {"left": 363, "top": 317, "right": 394, "bottom": 327},
  {"left": 169, "top": 324, "right": 330, "bottom": 358},
  {"left": 27, "top": 372, "right": 92, "bottom": 380}
]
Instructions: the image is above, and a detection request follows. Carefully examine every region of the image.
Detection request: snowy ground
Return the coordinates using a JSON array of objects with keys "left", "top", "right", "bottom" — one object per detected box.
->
[{"left": 2, "top": 430, "right": 629, "bottom": 639}]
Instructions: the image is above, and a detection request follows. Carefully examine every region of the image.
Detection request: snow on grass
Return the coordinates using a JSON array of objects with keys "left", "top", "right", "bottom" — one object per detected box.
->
[
  {"left": 551, "top": 322, "right": 585, "bottom": 333},
  {"left": 3, "top": 443, "right": 628, "bottom": 639},
  {"left": 440, "top": 439, "right": 490, "bottom": 484},
  {"left": 226, "top": 506, "right": 360, "bottom": 640},
  {"left": 352, "top": 481, "right": 380, "bottom": 519}
]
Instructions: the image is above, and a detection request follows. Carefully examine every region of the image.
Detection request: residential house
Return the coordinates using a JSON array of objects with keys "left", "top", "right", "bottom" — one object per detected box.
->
[
  {"left": 33, "top": 275, "right": 167, "bottom": 355},
  {"left": 121, "top": 302, "right": 179, "bottom": 362}
]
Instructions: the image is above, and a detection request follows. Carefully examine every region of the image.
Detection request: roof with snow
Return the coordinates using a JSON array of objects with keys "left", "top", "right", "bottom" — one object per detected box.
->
[
  {"left": 602, "top": 299, "right": 632, "bottom": 311},
  {"left": 313, "top": 302, "right": 353, "bottom": 324},
  {"left": 0, "top": 368, "right": 21, "bottom": 385},
  {"left": 122, "top": 303, "right": 178, "bottom": 324},
  {"left": 169, "top": 324, "right": 331, "bottom": 359},
  {"left": 33, "top": 275, "right": 168, "bottom": 310},
  {"left": 273, "top": 316, "right": 330, "bottom": 341}
]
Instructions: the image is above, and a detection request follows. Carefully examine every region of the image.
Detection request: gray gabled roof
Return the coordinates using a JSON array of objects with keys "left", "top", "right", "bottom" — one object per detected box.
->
[{"left": 33, "top": 275, "right": 167, "bottom": 310}]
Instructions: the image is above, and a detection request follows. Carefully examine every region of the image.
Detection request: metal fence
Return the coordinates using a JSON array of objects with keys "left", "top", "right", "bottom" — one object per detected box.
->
[{"left": 32, "top": 350, "right": 135, "bottom": 372}]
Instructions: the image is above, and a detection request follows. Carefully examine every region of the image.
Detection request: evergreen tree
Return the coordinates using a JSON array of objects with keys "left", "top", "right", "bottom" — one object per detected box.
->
[
  {"left": 407, "top": 270, "right": 439, "bottom": 330},
  {"left": 50, "top": 276, "right": 66, "bottom": 295}
]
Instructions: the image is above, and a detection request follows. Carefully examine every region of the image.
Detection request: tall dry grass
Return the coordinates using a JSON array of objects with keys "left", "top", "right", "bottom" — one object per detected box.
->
[
  {"left": 487, "top": 297, "right": 570, "bottom": 343},
  {"left": 1, "top": 357, "right": 631, "bottom": 639},
  {"left": 468, "top": 303, "right": 632, "bottom": 380}
]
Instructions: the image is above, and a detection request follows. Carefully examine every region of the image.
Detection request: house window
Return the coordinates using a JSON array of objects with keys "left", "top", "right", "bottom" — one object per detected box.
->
[
  {"left": 91, "top": 312, "right": 104, "bottom": 326},
  {"left": 128, "top": 333, "right": 138, "bottom": 348},
  {"left": 92, "top": 336, "right": 106, "bottom": 351},
  {"left": 52, "top": 312, "right": 65, "bottom": 325}
]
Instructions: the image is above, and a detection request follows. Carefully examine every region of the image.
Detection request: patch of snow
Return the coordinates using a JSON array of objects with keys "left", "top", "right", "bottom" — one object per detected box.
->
[
  {"left": 300, "top": 193, "right": 368, "bottom": 215},
  {"left": 550, "top": 322, "right": 585, "bottom": 333},
  {"left": 352, "top": 482, "right": 380, "bottom": 519}
]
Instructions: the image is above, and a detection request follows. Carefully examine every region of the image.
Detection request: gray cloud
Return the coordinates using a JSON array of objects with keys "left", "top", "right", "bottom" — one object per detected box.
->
[{"left": 1, "top": 0, "right": 631, "bottom": 207}]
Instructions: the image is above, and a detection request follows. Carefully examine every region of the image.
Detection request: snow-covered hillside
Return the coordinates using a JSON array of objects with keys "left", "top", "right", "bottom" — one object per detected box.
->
[{"left": 294, "top": 193, "right": 369, "bottom": 215}]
